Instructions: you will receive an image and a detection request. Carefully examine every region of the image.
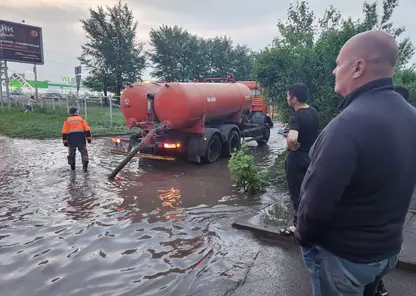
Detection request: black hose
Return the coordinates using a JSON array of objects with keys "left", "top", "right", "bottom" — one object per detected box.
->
[{"left": 108, "top": 126, "right": 162, "bottom": 179}]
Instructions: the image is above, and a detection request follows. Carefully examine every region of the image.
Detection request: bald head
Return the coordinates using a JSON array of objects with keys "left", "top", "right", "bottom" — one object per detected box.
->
[
  {"left": 333, "top": 30, "right": 399, "bottom": 97},
  {"left": 343, "top": 30, "right": 399, "bottom": 73}
]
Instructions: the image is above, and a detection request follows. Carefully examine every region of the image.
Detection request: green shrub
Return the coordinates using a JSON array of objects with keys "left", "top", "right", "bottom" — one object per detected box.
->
[{"left": 228, "top": 144, "right": 267, "bottom": 195}]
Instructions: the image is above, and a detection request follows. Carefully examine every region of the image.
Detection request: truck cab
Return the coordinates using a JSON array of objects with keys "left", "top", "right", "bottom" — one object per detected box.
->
[{"left": 237, "top": 80, "right": 274, "bottom": 128}]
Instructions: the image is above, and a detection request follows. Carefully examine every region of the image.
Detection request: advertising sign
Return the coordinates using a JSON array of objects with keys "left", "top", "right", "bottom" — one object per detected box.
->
[
  {"left": 61, "top": 76, "right": 76, "bottom": 85},
  {"left": 0, "top": 20, "right": 44, "bottom": 65}
]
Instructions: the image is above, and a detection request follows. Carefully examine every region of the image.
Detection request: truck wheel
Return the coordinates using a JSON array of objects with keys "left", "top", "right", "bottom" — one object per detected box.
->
[
  {"left": 202, "top": 134, "right": 222, "bottom": 164},
  {"left": 266, "top": 116, "right": 274, "bottom": 128},
  {"left": 256, "top": 124, "right": 270, "bottom": 146},
  {"left": 222, "top": 130, "right": 241, "bottom": 157}
]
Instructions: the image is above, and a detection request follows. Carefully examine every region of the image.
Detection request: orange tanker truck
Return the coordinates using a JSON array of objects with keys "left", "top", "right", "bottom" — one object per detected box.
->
[
  {"left": 201, "top": 76, "right": 275, "bottom": 127},
  {"left": 108, "top": 80, "right": 273, "bottom": 178},
  {"left": 120, "top": 81, "right": 162, "bottom": 127}
]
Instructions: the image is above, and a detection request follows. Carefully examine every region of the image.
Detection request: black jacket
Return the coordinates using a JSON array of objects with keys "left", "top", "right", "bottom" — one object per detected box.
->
[{"left": 296, "top": 78, "right": 416, "bottom": 263}]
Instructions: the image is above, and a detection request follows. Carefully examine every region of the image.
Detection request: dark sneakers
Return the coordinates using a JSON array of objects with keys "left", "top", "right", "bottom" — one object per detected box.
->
[
  {"left": 376, "top": 280, "right": 388, "bottom": 296},
  {"left": 82, "top": 161, "right": 89, "bottom": 172}
]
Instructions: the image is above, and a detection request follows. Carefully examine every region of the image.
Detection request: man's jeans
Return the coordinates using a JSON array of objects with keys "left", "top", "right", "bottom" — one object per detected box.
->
[{"left": 301, "top": 246, "right": 398, "bottom": 296}]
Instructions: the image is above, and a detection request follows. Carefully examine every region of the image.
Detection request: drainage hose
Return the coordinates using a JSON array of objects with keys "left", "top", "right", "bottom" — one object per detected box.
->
[{"left": 108, "top": 126, "right": 161, "bottom": 179}]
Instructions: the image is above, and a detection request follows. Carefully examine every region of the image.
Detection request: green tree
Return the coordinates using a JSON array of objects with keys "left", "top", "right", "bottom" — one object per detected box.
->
[
  {"left": 202, "top": 36, "right": 255, "bottom": 80},
  {"left": 148, "top": 26, "right": 255, "bottom": 81},
  {"left": 79, "top": 0, "right": 146, "bottom": 96},
  {"left": 148, "top": 25, "right": 207, "bottom": 81},
  {"left": 255, "top": 0, "right": 415, "bottom": 128},
  {"left": 394, "top": 67, "right": 416, "bottom": 105},
  {"left": 82, "top": 73, "right": 113, "bottom": 106},
  {"left": 205, "top": 36, "right": 235, "bottom": 77},
  {"left": 230, "top": 44, "right": 255, "bottom": 80}
]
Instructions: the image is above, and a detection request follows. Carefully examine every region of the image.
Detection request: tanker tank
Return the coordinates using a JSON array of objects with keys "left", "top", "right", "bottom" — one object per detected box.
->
[
  {"left": 109, "top": 81, "right": 271, "bottom": 168},
  {"left": 152, "top": 82, "right": 253, "bottom": 130},
  {"left": 120, "top": 82, "right": 162, "bottom": 126}
]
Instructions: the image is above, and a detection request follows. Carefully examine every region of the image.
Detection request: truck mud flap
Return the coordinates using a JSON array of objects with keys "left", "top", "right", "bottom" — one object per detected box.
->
[{"left": 187, "top": 136, "right": 201, "bottom": 163}]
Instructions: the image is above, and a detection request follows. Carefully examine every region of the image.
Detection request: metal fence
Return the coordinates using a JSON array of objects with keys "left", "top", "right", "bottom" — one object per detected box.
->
[{"left": 1, "top": 91, "right": 123, "bottom": 128}]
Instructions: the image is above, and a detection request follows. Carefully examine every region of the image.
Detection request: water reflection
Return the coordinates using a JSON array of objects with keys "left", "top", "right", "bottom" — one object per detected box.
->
[
  {"left": 158, "top": 188, "right": 183, "bottom": 221},
  {"left": 65, "top": 172, "right": 100, "bottom": 221},
  {"left": 0, "top": 126, "right": 287, "bottom": 296}
]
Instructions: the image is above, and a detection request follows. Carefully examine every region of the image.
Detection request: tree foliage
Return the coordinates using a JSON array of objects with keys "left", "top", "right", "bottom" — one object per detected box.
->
[
  {"left": 148, "top": 25, "right": 255, "bottom": 82},
  {"left": 79, "top": 0, "right": 146, "bottom": 95},
  {"left": 255, "top": 0, "right": 415, "bottom": 128}
]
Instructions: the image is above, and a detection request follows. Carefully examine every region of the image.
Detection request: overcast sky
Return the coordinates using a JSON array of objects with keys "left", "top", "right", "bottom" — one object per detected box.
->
[{"left": 1, "top": 0, "right": 415, "bottom": 82}]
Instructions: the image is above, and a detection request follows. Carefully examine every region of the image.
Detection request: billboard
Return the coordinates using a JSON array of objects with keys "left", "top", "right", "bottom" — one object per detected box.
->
[{"left": 0, "top": 20, "right": 44, "bottom": 65}]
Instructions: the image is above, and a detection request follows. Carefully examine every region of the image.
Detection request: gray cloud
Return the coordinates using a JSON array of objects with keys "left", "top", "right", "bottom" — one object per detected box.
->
[{"left": 1, "top": 0, "right": 415, "bottom": 82}]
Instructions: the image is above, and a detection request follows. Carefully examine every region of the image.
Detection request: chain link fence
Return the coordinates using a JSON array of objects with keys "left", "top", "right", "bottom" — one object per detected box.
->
[{"left": 1, "top": 90, "right": 126, "bottom": 134}]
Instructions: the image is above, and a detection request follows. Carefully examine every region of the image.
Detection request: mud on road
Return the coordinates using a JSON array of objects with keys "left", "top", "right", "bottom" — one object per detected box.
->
[{"left": 0, "top": 125, "right": 288, "bottom": 296}]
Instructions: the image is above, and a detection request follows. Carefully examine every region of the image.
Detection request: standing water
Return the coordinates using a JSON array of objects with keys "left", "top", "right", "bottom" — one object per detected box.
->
[{"left": 0, "top": 124, "right": 287, "bottom": 296}]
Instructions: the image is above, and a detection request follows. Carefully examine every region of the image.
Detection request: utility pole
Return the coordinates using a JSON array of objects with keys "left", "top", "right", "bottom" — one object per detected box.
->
[
  {"left": 1, "top": 61, "right": 11, "bottom": 111},
  {"left": 75, "top": 66, "right": 81, "bottom": 111},
  {"left": 33, "top": 64, "right": 40, "bottom": 107},
  {"left": 0, "top": 61, "right": 4, "bottom": 112}
]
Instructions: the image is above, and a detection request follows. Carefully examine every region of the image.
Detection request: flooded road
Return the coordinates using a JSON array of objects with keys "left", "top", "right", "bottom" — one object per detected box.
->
[{"left": 0, "top": 123, "right": 287, "bottom": 296}]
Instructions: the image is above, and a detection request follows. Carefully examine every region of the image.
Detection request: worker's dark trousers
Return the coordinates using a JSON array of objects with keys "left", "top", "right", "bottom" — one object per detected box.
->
[
  {"left": 285, "top": 151, "right": 310, "bottom": 226},
  {"left": 67, "top": 144, "right": 89, "bottom": 166}
]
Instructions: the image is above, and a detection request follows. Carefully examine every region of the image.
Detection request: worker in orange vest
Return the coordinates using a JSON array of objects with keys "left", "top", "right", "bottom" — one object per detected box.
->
[{"left": 62, "top": 107, "right": 92, "bottom": 172}]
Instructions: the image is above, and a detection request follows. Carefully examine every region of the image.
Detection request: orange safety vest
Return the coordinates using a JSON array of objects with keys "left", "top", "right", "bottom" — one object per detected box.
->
[{"left": 62, "top": 115, "right": 92, "bottom": 144}]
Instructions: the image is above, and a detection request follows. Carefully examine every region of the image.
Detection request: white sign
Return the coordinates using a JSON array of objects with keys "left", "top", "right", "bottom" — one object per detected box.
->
[{"left": 0, "top": 24, "right": 14, "bottom": 38}]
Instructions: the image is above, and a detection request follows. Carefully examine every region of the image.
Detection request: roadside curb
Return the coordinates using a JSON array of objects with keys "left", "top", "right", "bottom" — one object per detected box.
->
[
  {"left": 232, "top": 212, "right": 416, "bottom": 273},
  {"left": 232, "top": 220, "right": 295, "bottom": 245}
]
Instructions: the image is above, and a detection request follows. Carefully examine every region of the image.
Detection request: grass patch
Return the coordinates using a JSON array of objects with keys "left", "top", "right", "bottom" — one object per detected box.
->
[{"left": 0, "top": 104, "right": 130, "bottom": 139}]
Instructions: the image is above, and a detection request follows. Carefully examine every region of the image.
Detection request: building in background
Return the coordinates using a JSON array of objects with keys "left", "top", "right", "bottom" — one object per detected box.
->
[{"left": 3, "top": 72, "right": 93, "bottom": 96}]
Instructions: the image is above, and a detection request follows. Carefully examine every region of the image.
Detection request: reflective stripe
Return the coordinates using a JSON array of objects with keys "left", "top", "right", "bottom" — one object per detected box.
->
[{"left": 62, "top": 115, "right": 91, "bottom": 138}]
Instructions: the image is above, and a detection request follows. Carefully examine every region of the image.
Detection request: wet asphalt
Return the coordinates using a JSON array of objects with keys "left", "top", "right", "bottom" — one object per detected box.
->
[{"left": 230, "top": 239, "right": 416, "bottom": 296}]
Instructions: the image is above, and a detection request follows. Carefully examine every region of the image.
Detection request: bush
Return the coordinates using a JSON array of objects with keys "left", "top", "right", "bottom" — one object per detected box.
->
[{"left": 228, "top": 144, "right": 267, "bottom": 195}]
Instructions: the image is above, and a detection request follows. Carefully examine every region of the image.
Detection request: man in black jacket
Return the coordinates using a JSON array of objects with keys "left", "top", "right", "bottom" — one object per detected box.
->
[
  {"left": 367, "top": 84, "right": 411, "bottom": 296},
  {"left": 295, "top": 30, "right": 416, "bottom": 295}
]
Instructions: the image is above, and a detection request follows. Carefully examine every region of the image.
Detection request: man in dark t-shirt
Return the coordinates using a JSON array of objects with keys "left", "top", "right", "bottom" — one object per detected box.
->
[{"left": 280, "top": 83, "right": 319, "bottom": 236}]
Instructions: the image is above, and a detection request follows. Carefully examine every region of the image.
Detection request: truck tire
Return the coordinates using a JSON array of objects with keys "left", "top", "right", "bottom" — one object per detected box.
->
[
  {"left": 222, "top": 130, "right": 241, "bottom": 157},
  {"left": 201, "top": 134, "right": 222, "bottom": 164},
  {"left": 266, "top": 116, "right": 274, "bottom": 128},
  {"left": 256, "top": 124, "right": 270, "bottom": 146}
]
